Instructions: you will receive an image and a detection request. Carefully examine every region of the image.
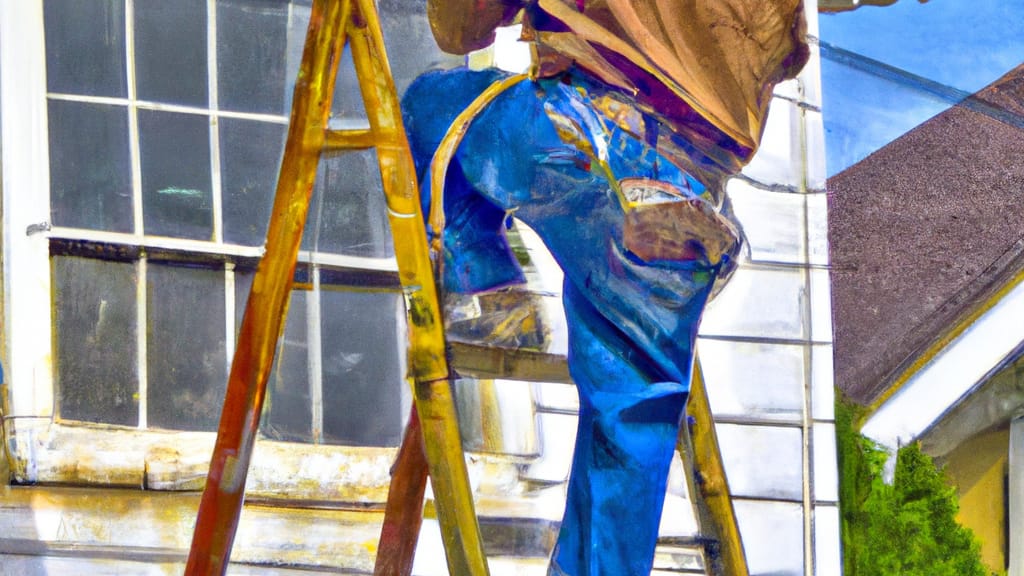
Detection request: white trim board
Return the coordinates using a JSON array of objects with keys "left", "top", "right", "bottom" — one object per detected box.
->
[
  {"left": 1, "top": 0, "right": 55, "bottom": 419},
  {"left": 862, "top": 275, "right": 1024, "bottom": 451}
]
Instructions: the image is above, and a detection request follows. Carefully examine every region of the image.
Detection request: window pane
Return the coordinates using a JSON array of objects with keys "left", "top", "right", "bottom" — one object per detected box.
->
[
  {"left": 284, "top": 3, "right": 311, "bottom": 114},
  {"left": 700, "top": 265, "right": 808, "bottom": 340},
  {"left": 134, "top": 0, "right": 208, "bottom": 106},
  {"left": 139, "top": 110, "right": 213, "bottom": 240},
  {"left": 54, "top": 256, "right": 138, "bottom": 426},
  {"left": 813, "top": 423, "right": 839, "bottom": 503},
  {"left": 44, "top": 0, "right": 127, "bottom": 97},
  {"left": 303, "top": 150, "right": 394, "bottom": 258},
  {"left": 740, "top": 97, "right": 803, "bottom": 189},
  {"left": 454, "top": 378, "right": 538, "bottom": 456},
  {"left": 524, "top": 412, "right": 577, "bottom": 484},
  {"left": 217, "top": 0, "right": 289, "bottom": 115},
  {"left": 262, "top": 290, "right": 313, "bottom": 443},
  {"left": 716, "top": 423, "right": 804, "bottom": 501},
  {"left": 323, "top": 0, "right": 461, "bottom": 120},
  {"left": 233, "top": 268, "right": 255, "bottom": 329},
  {"left": 699, "top": 339, "right": 805, "bottom": 424},
  {"left": 320, "top": 289, "right": 403, "bottom": 446},
  {"left": 147, "top": 262, "right": 227, "bottom": 431},
  {"left": 220, "top": 118, "right": 286, "bottom": 246},
  {"left": 811, "top": 344, "right": 835, "bottom": 421},
  {"left": 329, "top": 52, "right": 369, "bottom": 124},
  {"left": 234, "top": 268, "right": 314, "bottom": 442},
  {"left": 734, "top": 500, "right": 805, "bottom": 576},
  {"left": 726, "top": 179, "right": 806, "bottom": 265},
  {"left": 48, "top": 100, "right": 133, "bottom": 232},
  {"left": 378, "top": 0, "right": 462, "bottom": 98},
  {"left": 815, "top": 505, "right": 842, "bottom": 576}
]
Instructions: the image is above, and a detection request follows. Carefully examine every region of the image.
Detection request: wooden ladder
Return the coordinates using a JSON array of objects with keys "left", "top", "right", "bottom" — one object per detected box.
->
[{"left": 183, "top": 0, "right": 487, "bottom": 574}]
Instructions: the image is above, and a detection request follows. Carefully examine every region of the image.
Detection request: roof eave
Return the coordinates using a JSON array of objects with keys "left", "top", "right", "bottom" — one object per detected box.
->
[{"left": 860, "top": 262, "right": 1024, "bottom": 450}]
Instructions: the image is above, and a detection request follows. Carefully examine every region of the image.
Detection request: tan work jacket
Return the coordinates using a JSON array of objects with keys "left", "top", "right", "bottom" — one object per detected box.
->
[{"left": 427, "top": 0, "right": 808, "bottom": 160}]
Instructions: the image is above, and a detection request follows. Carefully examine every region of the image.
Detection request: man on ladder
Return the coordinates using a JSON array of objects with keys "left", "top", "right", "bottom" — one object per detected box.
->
[
  {"left": 403, "top": 1, "right": 809, "bottom": 573},
  {"left": 187, "top": 0, "right": 808, "bottom": 574}
]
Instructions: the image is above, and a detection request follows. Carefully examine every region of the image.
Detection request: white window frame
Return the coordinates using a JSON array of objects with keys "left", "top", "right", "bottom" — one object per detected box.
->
[{"left": 0, "top": 0, "right": 421, "bottom": 502}]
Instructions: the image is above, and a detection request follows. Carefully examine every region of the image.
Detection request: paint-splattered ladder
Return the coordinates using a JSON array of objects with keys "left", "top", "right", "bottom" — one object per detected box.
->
[{"left": 183, "top": 0, "right": 487, "bottom": 574}]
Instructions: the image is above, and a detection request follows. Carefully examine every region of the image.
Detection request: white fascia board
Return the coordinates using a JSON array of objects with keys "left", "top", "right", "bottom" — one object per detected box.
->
[{"left": 862, "top": 276, "right": 1024, "bottom": 451}]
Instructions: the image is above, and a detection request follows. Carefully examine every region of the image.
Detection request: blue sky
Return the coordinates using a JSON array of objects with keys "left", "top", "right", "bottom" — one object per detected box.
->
[{"left": 819, "top": 0, "right": 1024, "bottom": 176}]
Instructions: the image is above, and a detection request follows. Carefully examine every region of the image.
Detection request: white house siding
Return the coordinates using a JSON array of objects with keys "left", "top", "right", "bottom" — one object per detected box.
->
[{"left": 700, "top": 3, "right": 842, "bottom": 574}]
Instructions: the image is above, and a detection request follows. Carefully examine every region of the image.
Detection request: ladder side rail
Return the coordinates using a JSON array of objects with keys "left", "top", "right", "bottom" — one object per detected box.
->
[
  {"left": 679, "top": 359, "right": 750, "bottom": 576},
  {"left": 374, "top": 407, "right": 430, "bottom": 576},
  {"left": 347, "top": 2, "right": 491, "bottom": 574},
  {"left": 184, "top": 0, "right": 352, "bottom": 573}
]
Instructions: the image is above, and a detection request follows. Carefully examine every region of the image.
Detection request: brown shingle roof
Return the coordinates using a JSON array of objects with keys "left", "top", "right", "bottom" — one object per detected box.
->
[{"left": 828, "top": 63, "right": 1024, "bottom": 405}]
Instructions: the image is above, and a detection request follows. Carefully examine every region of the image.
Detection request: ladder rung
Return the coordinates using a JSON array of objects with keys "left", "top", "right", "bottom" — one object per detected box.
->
[
  {"left": 449, "top": 340, "right": 571, "bottom": 383},
  {"left": 324, "top": 127, "right": 376, "bottom": 151}
]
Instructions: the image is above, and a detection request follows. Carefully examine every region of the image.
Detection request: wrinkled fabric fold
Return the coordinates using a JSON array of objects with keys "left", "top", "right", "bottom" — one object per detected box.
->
[{"left": 551, "top": 280, "right": 692, "bottom": 576}]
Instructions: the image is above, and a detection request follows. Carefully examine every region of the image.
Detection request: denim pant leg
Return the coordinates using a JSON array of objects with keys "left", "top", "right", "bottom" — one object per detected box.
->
[{"left": 550, "top": 280, "right": 690, "bottom": 576}]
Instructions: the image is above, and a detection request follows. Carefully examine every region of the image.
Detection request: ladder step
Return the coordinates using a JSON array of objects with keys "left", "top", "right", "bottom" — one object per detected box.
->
[{"left": 324, "top": 127, "right": 377, "bottom": 151}]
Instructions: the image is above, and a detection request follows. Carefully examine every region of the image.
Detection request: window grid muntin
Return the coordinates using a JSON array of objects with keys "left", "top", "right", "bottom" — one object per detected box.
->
[
  {"left": 308, "top": 264, "right": 325, "bottom": 443},
  {"left": 136, "top": 257, "right": 149, "bottom": 428},
  {"left": 207, "top": 0, "right": 225, "bottom": 244}
]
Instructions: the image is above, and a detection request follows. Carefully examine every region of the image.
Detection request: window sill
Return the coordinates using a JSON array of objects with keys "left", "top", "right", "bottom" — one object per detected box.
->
[{"left": 5, "top": 420, "right": 398, "bottom": 504}]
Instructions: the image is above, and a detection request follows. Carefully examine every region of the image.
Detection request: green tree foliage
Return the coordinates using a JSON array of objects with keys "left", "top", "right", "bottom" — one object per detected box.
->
[{"left": 836, "top": 397, "right": 995, "bottom": 576}]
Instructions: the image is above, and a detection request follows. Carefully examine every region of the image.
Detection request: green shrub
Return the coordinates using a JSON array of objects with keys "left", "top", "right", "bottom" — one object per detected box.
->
[{"left": 836, "top": 397, "right": 997, "bottom": 576}]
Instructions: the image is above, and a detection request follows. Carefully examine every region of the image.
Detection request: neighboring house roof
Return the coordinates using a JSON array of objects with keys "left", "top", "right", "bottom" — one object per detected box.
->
[{"left": 828, "top": 63, "right": 1024, "bottom": 410}]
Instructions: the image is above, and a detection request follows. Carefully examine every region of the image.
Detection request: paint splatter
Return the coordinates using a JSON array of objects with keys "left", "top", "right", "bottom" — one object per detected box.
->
[{"left": 157, "top": 187, "right": 204, "bottom": 198}]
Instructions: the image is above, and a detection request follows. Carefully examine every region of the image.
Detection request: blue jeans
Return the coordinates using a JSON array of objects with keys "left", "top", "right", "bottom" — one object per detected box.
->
[{"left": 403, "top": 67, "right": 731, "bottom": 575}]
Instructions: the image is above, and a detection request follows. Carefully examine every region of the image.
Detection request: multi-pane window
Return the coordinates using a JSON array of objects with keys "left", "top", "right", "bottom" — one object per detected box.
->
[{"left": 41, "top": 0, "right": 445, "bottom": 446}]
